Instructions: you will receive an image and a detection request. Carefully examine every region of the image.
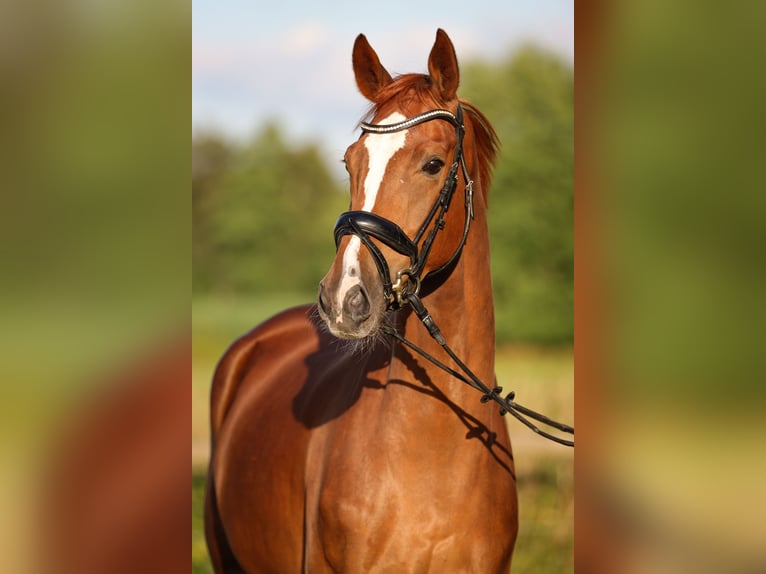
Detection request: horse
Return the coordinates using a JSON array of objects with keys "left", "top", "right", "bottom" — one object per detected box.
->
[{"left": 205, "top": 29, "right": 518, "bottom": 573}]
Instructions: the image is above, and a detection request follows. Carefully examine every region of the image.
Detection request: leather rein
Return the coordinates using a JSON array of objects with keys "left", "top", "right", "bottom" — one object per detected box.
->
[{"left": 333, "top": 105, "right": 574, "bottom": 447}]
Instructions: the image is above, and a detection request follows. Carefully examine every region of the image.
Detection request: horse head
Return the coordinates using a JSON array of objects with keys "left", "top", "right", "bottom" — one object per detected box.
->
[{"left": 317, "top": 29, "right": 477, "bottom": 340}]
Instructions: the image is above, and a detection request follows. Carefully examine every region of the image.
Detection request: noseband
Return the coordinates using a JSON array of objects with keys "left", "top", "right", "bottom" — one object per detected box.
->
[{"left": 333, "top": 105, "right": 473, "bottom": 309}]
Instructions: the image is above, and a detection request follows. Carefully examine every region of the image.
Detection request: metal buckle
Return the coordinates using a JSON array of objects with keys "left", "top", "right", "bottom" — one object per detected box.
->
[{"left": 390, "top": 268, "right": 421, "bottom": 306}]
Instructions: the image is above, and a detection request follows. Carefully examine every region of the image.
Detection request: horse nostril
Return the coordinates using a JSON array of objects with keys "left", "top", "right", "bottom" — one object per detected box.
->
[{"left": 344, "top": 285, "right": 370, "bottom": 323}]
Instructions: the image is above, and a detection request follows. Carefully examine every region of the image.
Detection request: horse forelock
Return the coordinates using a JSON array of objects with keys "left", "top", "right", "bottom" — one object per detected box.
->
[{"left": 361, "top": 74, "right": 499, "bottom": 204}]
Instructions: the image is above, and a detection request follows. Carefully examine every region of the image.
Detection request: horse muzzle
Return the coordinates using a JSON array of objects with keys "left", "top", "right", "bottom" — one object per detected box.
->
[{"left": 317, "top": 239, "right": 389, "bottom": 340}]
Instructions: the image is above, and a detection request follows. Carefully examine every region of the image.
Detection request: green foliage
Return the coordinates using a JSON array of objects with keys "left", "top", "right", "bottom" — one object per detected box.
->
[
  {"left": 462, "top": 46, "right": 573, "bottom": 344},
  {"left": 192, "top": 473, "right": 213, "bottom": 574},
  {"left": 193, "top": 134, "right": 233, "bottom": 292},
  {"left": 192, "top": 45, "right": 573, "bottom": 344},
  {"left": 193, "top": 125, "right": 347, "bottom": 295}
]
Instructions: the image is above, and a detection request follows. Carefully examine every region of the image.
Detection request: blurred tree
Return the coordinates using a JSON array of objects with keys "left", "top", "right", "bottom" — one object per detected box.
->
[
  {"left": 192, "top": 133, "right": 232, "bottom": 292},
  {"left": 462, "top": 46, "right": 573, "bottom": 344},
  {"left": 192, "top": 124, "right": 346, "bottom": 295}
]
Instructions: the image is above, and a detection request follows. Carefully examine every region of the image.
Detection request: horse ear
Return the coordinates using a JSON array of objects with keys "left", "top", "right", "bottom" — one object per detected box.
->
[
  {"left": 427, "top": 29, "right": 460, "bottom": 101},
  {"left": 352, "top": 34, "right": 393, "bottom": 102}
]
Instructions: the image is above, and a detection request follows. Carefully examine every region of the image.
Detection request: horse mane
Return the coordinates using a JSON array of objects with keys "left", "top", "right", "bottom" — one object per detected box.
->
[
  {"left": 459, "top": 101, "right": 499, "bottom": 201},
  {"left": 361, "top": 74, "right": 499, "bottom": 202}
]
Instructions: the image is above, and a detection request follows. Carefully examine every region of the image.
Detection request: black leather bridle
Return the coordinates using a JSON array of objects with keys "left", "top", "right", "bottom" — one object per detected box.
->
[
  {"left": 331, "top": 104, "right": 575, "bottom": 447},
  {"left": 334, "top": 105, "right": 473, "bottom": 309}
]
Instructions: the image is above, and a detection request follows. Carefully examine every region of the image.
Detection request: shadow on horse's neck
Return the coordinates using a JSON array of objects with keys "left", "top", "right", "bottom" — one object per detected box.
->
[
  {"left": 293, "top": 303, "right": 513, "bottom": 478},
  {"left": 386, "top": 342, "right": 515, "bottom": 478}
]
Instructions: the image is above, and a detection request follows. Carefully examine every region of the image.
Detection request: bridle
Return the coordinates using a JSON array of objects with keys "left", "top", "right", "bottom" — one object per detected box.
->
[
  {"left": 334, "top": 105, "right": 472, "bottom": 309},
  {"left": 332, "top": 104, "right": 575, "bottom": 447}
]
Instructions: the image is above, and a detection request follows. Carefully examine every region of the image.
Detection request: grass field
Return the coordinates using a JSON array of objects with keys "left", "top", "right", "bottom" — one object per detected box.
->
[{"left": 192, "top": 294, "right": 573, "bottom": 573}]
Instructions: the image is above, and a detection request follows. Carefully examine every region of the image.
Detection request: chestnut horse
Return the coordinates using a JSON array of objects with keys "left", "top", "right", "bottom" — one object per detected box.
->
[{"left": 205, "top": 30, "right": 518, "bottom": 573}]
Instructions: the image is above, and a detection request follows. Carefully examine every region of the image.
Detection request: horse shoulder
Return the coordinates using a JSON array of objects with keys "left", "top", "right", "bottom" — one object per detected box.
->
[{"left": 209, "top": 304, "right": 319, "bottom": 438}]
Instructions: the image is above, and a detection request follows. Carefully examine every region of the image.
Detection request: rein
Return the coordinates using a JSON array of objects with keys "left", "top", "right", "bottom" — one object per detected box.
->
[
  {"left": 382, "top": 294, "right": 575, "bottom": 447},
  {"left": 333, "top": 105, "right": 575, "bottom": 448}
]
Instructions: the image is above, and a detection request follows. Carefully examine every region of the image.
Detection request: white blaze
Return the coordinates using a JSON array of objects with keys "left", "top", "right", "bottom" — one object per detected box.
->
[
  {"left": 335, "top": 112, "right": 408, "bottom": 321},
  {"left": 360, "top": 112, "right": 408, "bottom": 211}
]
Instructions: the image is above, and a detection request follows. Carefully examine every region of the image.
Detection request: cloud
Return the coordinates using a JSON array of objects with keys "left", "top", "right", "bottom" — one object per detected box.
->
[{"left": 279, "top": 22, "right": 331, "bottom": 57}]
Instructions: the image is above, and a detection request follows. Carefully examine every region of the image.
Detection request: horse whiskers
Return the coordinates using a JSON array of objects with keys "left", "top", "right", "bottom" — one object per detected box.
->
[
  {"left": 337, "top": 324, "right": 386, "bottom": 358},
  {"left": 308, "top": 305, "right": 326, "bottom": 329},
  {"left": 309, "top": 303, "right": 393, "bottom": 357}
]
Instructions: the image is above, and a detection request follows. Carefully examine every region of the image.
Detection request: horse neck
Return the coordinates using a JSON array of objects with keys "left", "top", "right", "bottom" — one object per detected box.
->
[{"left": 391, "top": 200, "right": 495, "bottom": 397}]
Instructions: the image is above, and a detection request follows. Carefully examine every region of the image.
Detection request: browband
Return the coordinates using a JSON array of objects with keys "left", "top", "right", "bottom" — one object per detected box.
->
[{"left": 360, "top": 109, "right": 458, "bottom": 134}]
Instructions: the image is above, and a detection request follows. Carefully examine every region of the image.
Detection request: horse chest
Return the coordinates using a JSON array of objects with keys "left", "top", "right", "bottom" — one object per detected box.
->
[{"left": 302, "top": 407, "right": 509, "bottom": 572}]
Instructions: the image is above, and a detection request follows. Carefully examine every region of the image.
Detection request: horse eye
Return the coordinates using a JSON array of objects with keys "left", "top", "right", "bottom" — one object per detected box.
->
[{"left": 422, "top": 158, "right": 444, "bottom": 175}]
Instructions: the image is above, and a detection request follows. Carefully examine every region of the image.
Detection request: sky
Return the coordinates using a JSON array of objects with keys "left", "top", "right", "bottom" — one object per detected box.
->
[{"left": 192, "top": 1, "right": 573, "bottom": 162}]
